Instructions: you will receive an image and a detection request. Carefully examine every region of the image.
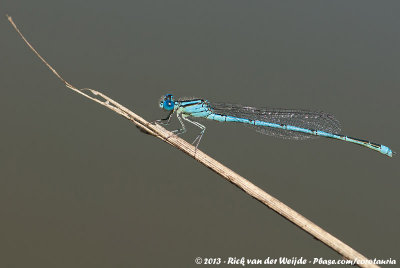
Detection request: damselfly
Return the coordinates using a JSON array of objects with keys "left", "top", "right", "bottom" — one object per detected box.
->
[{"left": 156, "top": 94, "right": 393, "bottom": 157}]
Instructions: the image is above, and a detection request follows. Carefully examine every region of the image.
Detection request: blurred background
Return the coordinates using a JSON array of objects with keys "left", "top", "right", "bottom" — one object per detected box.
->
[{"left": 1, "top": 1, "right": 399, "bottom": 267}]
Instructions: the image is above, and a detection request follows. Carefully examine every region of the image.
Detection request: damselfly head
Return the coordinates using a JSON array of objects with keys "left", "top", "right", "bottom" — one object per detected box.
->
[{"left": 159, "top": 94, "right": 175, "bottom": 111}]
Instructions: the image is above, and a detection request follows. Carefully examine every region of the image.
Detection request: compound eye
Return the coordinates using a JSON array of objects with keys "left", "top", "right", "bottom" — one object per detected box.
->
[
  {"left": 159, "top": 94, "right": 175, "bottom": 110},
  {"left": 163, "top": 100, "right": 174, "bottom": 111}
]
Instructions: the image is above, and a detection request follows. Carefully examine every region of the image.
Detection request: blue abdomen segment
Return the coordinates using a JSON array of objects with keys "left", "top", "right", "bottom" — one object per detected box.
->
[
  {"left": 315, "top": 131, "right": 393, "bottom": 157},
  {"left": 206, "top": 113, "right": 393, "bottom": 157},
  {"left": 380, "top": 145, "right": 393, "bottom": 157},
  {"left": 175, "top": 98, "right": 393, "bottom": 157}
]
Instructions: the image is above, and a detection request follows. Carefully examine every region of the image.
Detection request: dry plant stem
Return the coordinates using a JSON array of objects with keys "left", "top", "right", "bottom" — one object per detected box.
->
[{"left": 7, "top": 15, "right": 380, "bottom": 268}]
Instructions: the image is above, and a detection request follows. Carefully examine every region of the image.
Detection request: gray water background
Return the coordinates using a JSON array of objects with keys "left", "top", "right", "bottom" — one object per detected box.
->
[{"left": 1, "top": 1, "right": 399, "bottom": 267}]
